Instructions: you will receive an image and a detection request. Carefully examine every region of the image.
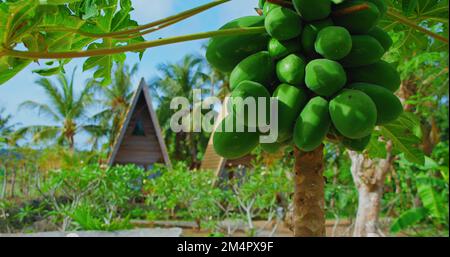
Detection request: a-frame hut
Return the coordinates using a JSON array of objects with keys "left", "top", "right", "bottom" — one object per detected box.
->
[
  {"left": 107, "top": 79, "right": 171, "bottom": 169},
  {"left": 200, "top": 99, "right": 254, "bottom": 180}
]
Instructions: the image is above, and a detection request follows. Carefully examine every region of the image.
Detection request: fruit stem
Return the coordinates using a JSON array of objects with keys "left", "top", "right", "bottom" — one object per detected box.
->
[
  {"left": 332, "top": 3, "right": 370, "bottom": 17},
  {"left": 266, "top": 0, "right": 293, "bottom": 8},
  {"left": 3, "top": 27, "right": 266, "bottom": 60},
  {"left": 255, "top": 8, "right": 264, "bottom": 16},
  {"left": 386, "top": 8, "right": 449, "bottom": 44}
]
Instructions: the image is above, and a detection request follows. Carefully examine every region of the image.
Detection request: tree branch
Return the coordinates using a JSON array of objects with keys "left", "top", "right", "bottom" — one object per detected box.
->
[{"left": 332, "top": 3, "right": 370, "bottom": 17}]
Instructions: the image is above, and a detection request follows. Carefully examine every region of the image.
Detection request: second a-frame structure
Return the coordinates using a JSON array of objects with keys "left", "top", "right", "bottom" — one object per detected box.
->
[
  {"left": 200, "top": 98, "right": 254, "bottom": 179},
  {"left": 108, "top": 79, "right": 171, "bottom": 169}
]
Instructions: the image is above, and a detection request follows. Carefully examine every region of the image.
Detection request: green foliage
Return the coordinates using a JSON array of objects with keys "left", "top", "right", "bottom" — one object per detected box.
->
[
  {"left": 0, "top": 0, "right": 238, "bottom": 86},
  {"left": 388, "top": 143, "right": 449, "bottom": 235},
  {"left": 0, "top": 0, "right": 143, "bottom": 85},
  {"left": 40, "top": 164, "right": 145, "bottom": 231},
  {"left": 390, "top": 207, "right": 428, "bottom": 233},
  {"left": 143, "top": 161, "right": 293, "bottom": 232},
  {"left": 383, "top": 0, "right": 449, "bottom": 52},
  {"left": 379, "top": 112, "right": 425, "bottom": 164},
  {"left": 144, "top": 163, "right": 224, "bottom": 227}
]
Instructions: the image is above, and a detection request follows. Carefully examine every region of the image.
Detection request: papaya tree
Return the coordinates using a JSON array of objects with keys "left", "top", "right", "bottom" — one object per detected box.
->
[{"left": 0, "top": 0, "right": 448, "bottom": 237}]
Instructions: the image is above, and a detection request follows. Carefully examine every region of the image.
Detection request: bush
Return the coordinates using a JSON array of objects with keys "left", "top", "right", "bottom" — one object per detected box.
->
[
  {"left": 39, "top": 165, "right": 146, "bottom": 231},
  {"left": 144, "top": 163, "right": 225, "bottom": 229}
]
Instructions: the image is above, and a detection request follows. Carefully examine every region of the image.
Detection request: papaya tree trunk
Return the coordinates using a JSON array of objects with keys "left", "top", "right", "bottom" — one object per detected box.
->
[
  {"left": 348, "top": 142, "right": 394, "bottom": 237},
  {"left": 293, "top": 145, "right": 326, "bottom": 237}
]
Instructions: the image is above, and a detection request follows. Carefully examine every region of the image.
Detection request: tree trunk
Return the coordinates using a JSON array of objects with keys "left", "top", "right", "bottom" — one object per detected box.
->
[
  {"left": 10, "top": 168, "right": 16, "bottom": 198},
  {"left": 1, "top": 165, "right": 6, "bottom": 199},
  {"left": 349, "top": 142, "right": 394, "bottom": 237},
  {"left": 293, "top": 145, "right": 326, "bottom": 237}
]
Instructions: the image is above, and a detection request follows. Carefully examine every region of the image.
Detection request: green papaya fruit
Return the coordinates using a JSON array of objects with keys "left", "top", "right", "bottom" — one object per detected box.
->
[
  {"left": 340, "top": 35, "right": 385, "bottom": 68},
  {"left": 315, "top": 26, "right": 352, "bottom": 60},
  {"left": 230, "top": 80, "right": 271, "bottom": 128},
  {"left": 367, "top": 0, "right": 387, "bottom": 16},
  {"left": 343, "top": 134, "right": 371, "bottom": 152},
  {"left": 276, "top": 54, "right": 307, "bottom": 86},
  {"left": 346, "top": 60, "right": 401, "bottom": 92},
  {"left": 367, "top": 26, "right": 393, "bottom": 51},
  {"left": 329, "top": 89, "right": 377, "bottom": 139},
  {"left": 213, "top": 114, "right": 260, "bottom": 160},
  {"left": 293, "top": 0, "right": 332, "bottom": 21},
  {"left": 259, "top": 0, "right": 265, "bottom": 8},
  {"left": 294, "top": 97, "right": 331, "bottom": 151},
  {"left": 332, "top": 1, "right": 380, "bottom": 34},
  {"left": 230, "top": 51, "right": 275, "bottom": 91},
  {"left": 263, "top": 1, "right": 280, "bottom": 15},
  {"left": 206, "top": 16, "right": 269, "bottom": 72},
  {"left": 268, "top": 37, "right": 302, "bottom": 60},
  {"left": 349, "top": 83, "right": 403, "bottom": 125},
  {"left": 305, "top": 59, "right": 347, "bottom": 97},
  {"left": 265, "top": 7, "right": 303, "bottom": 40},
  {"left": 301, "top": 19, "right": 334, "bottom": 58},
  {"left": 273, "top": 83, "right": 309, "bottom": 143}
]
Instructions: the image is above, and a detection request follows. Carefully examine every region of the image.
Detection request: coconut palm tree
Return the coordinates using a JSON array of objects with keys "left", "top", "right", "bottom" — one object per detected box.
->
[
  {"left": 16, "top": 69, "right": 96, "bottom": 150},
  {"left": 88, "top": 64, "right": 138, "bottom": 152},
  {"left": 149, "top": 54, "right": 210, "bottom": 168},
  {"left": 0, "top": 108, "right": 15, "bottom": 146}
]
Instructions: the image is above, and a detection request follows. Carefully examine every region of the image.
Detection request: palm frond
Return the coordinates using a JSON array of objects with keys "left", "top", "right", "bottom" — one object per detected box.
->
[
  {"left": 18, "top": 100, "right": 61, "bottom": 122},
  {"left": 35, "top": 77, "right": 66, "bottom": 116}
]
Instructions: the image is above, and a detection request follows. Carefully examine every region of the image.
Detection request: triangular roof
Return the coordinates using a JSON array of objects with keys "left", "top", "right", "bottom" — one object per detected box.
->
[
  {"left": 200, "top": 102, "right": 227, "bottom": 176},
  {"left": 107, "top": 79, "right": 171, "bottom": 168}
]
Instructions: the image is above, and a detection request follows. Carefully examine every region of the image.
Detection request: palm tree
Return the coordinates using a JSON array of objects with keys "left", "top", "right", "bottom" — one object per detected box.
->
[
  {"left": 149, "top": 54, "right": 210, "bottom": 168},
  {"left": 88, "top": 64, "right": 138, "bottom": 152},
  {"left": 0, "top": 108, "right": 15, "bottom": 146},
  {"left": 17, "top": 69, "right": 96, "bottom": 150}
]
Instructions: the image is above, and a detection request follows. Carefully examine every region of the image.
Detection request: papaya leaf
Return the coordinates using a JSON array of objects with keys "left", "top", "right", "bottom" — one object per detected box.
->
[
  {"left": 402, "top": 0, "right": 418, "bottom": 16},
  {"left": 80, "top": 0, "right": 98, "bottom": 19},
  {"left": 36, "top": 5, "right": 87, "bottom": 52},
  {"left": 390, "top": 207, "right": 428, "bottom": 233},
  {"left": 38, "top": 0, "right": 83, "bottom": 5},
  {"left": 33, "top": 66, "right": 63, "bottom": 76},
  {"left": 380, "top": 112, "right": 425, "bottom": 165},
  {"left": 417, "top": 181, "right": 448, "bottom": 221},
  {"left": 0, "top": 57, "right": 32, "bottom": 85},
  {"left": 0, "top": 0, "right": 39, "bottom": 46},
  {"left": 366, "top": 130, "right": 388, "bottom": 159},
  {"left": 80, "top": 0, "right": 141, "bottom": 85},
  {"left": 383, "top": 0, "right": 448, "bottom": 52}
]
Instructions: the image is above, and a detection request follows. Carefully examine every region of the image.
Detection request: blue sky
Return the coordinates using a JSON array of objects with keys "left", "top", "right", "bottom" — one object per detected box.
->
[{"left": 0, "top": 0, "right": 258, "bottom": 146}]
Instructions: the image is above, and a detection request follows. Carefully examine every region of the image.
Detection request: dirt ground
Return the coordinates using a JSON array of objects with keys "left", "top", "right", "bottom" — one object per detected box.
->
[{"left": 131, "top": 219, "right": 390, "bottom": 237}]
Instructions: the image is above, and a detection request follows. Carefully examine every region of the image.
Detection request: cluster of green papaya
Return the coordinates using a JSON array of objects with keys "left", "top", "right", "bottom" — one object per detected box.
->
[{"left": 206, "top": 0, "right": 403, "bottom": 160}]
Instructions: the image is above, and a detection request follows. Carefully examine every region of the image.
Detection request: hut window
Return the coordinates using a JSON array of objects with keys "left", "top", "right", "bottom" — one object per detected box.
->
[{"left": 132, "top": 116, "right": 146, "bottom": 136}]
